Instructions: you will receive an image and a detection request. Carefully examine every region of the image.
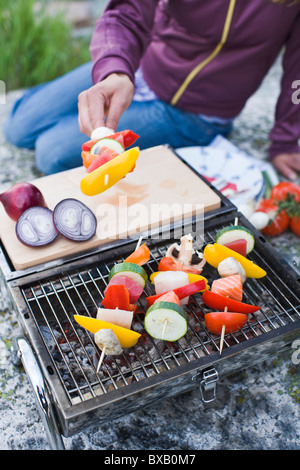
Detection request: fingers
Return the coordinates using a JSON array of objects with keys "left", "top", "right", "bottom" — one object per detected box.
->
[
  {"left": 105, "top": 94, "right": 130, "bottom": 131},
  {"left": 272, "top": 153, "right": 300, "bottom": 181},
  {"left": 273, "top": 158, "right": 297, "bottom": 180},
  {"left": 78, "top": 73, "right": 134, "bottom": 138},
  {"left": 78, "top": 87, "right": 106, "bottom": 137},
  {"left": 105, "top": 75, "right": 135, "bottom": 130}
]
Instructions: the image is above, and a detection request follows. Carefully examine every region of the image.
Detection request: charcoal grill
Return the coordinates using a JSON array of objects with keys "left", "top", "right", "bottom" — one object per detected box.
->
[{"left": 1, "top": 150, "right": 300, "bottom": 450}]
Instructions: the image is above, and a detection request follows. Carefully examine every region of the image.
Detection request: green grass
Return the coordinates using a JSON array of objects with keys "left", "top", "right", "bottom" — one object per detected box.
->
[{"left": 0, "top": 0, "right": 91, "bottom": 90}]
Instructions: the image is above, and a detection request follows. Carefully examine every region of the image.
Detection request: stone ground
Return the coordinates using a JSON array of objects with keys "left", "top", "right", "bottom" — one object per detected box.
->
[{"left": 0, "top": 52, "right": 299, "bottom": 450}]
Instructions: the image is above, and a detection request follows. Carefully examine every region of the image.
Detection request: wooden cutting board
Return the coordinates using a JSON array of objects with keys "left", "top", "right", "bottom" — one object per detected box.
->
[{"left": 0, "top": 145, "right": 221, "bottom": 271}]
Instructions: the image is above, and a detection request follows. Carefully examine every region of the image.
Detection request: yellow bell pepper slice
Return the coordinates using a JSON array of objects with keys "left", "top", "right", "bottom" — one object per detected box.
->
[
  {"left": 204, "top": 243, "right": 267, "bottom": 278},
  {"left": 149, "top": 271, "right": 209, "bottom": 288},
  {"left": 74, "top": 314, "right": 141, "bottom": 348},
  {"left": 80, "top": 147, "right": 140, "bottom": 196}
]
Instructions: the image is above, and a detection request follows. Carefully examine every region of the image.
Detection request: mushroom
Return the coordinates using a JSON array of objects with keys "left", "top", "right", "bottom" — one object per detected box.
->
[
  {"left": 166, "top": 234, "right": 206, "bottom": 270},
  {"left": 217, "top": 257, "right": 246, "bottom": 283},
  {"left": 94, "top": 328, "right": 123, "bottom": 356}
]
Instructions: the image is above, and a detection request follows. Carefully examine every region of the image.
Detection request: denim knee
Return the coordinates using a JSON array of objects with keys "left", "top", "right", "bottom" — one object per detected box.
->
[
  {"left": 35, "top": 143, "right": 67, "bottom": 174},
  {"left": 35, "top": 152, "right": 61, "bottom": 175},
  {"left": 35, "top": 135, "right": 83, "bottom": 175},
  {"left": 2, "top": 114, "right": 33, "bottom": 149},
  {"left": 2, "top": 91, "right": 39, "bottom": 149}
]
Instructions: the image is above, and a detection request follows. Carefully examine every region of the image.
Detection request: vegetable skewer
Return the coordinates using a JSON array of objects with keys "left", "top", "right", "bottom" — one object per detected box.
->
[
  {"left": 161, "top": 319, "right": 168, "bottom": 341},
  {"left": 75, "top": 226, "right": 266, "bottom": 365},
  {"left": 219, "top": 306, "right": 228, "bottom": 355},
  {"left": 94, "top": 329, "right": 123, "bottom": 373},
  {"left": 219, "top": 325, "right": 226, "bottom": 355},
  {"left": 96, "top": 346, "right": 106, "bottom": 373}
]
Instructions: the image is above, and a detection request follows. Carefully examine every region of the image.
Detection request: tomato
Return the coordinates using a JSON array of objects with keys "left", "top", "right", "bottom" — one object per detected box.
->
[
  {"left": 224, "top": 238, "right": 247, "bottom": 257},
  {"left": 257, "top": 182, "right": 300, "bottom": 237},
  {"left": 257, "top": 198, "right": 290, "bottom": 236},
  {"left": 270, "top": 184, "right": 300, "bottom": 234},
  {"left": 204, "top": 311, "right": 248, "bottom": 335},
  {"left": 270, "top": 182, "right": 300, "bottom": 203},
  {"left": 290, "top": 214, "right": 300, "bottom": 237}
]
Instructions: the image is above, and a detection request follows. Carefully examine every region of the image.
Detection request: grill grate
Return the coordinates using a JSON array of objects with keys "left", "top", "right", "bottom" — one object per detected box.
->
[{"left": 20, "top": 219, "right": 300, "bottom": 406}]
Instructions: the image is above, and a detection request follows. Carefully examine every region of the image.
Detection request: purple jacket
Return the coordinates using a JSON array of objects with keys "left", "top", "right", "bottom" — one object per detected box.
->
[{"left": 90, "top": 0, "right": 300, "bottom": 159}]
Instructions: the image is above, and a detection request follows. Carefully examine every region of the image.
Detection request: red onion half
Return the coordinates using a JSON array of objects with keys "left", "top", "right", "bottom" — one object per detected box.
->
[
  {"left": 53, "top": 198, "right": 97, "bottom": 242},
  {"left": 0, "top": 182, "right": 46, "bottom": 221},
  {"left": 16, "top": 207, "right": 58, "bottom": 247}
]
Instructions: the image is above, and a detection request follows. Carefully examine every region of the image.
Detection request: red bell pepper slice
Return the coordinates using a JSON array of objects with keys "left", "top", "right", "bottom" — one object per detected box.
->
[
  {"left": 105, "top": 130, "right": 139, "bottom": 148},
  {"left": 82, "top": 130, "right": 139, "bottom": 153},
  {"left": 205, "top": 311, "right": 248, "bottom": 335},
  {"left": 146, "top": 279, "right": 206, "bottom": 306},
  {"left": 202, "top": 290, "right": 260, "bottom": 314},
  {"left": 158, "top": 256, "right": 202, "bottom": 274},
  {"left": 101, "top": 284, "right": 136, "bottom": 311},
  {"left": 82, "top": 140, "right": 99, "bottom": 153},
  {"left": 113, "top": 134, "right": 125, "bottom": 147}
]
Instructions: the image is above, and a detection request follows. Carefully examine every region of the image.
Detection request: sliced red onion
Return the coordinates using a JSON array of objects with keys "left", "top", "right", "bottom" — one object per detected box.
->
[
  {"left": 16, "top": 207, "right": 58, "bottom": 247},
  {"left": 53, "top": 198, "right": 97, "bottom": 242}
]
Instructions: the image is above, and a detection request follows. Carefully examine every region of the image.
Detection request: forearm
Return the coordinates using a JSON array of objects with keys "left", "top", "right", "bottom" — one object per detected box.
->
[{"left": 90, "top": 0, "right": 158, "bottom": 85}]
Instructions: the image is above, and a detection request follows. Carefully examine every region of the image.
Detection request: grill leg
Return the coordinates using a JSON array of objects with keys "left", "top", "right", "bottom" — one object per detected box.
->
[{"left": 12, "top": 336, "right": 65, "bottom": 450}]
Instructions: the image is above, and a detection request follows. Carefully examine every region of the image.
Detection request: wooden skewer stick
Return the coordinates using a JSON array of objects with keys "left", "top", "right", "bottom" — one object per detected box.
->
[
  {"left": 96, "top": 345, "right": 106, "bottom": 373},
  {"left": 219, "top": 306, "right": 228, "bottom": 355},
  {"left": 161, "top": 319, "right": 168, "bottom": 341},
  {"left": 219, "top": 325, "right": 226, "bottom": 355},
  {"left": 135, "top": 235, "right": 143, "bottom": 250}
]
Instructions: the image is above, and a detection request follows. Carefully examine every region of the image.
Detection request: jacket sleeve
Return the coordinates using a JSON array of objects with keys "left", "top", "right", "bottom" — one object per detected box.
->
[
  {"left": 89, "top": 0, "right": 159, "bottom": 85},
  {"left": 269, "top": 13, "right": 300, "bottom": 160}
]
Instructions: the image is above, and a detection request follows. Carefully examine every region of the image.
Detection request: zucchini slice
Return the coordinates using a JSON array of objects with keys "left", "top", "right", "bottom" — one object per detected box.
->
[
  {"left": 144, "top": 301, "right": 187, "bottom": 342},
  {"left": 90, "top": 138, "right": 125, "bottom": 155},
  {"left": 108, "top": 262, "right": 148, "bottom": 287},
  {"left": 215, "top": 225, "right": 255, "bottom": 254}
]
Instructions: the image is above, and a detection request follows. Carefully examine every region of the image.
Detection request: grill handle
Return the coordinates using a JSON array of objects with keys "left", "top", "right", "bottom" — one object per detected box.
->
[
  {"left": 192, "top": 368, "right": 219, "bottom": 403},
  {"left": 12, "top": 336, "right": 65, "bottom": 450}
]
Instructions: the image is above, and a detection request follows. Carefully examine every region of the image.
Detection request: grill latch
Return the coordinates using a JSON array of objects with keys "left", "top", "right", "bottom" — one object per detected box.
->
[{"left": 193, "top": 368, "right": 219, "bottom": 403}]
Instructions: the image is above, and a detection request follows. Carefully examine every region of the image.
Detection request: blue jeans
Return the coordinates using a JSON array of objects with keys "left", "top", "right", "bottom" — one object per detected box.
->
[{"left": 3, "top": 62, "right": 233, "bottom": 174}]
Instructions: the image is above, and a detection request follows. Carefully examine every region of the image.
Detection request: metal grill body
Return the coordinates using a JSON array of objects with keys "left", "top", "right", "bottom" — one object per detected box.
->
[{"left": 2, "top": 208, "right": 300, "bottom": 441}]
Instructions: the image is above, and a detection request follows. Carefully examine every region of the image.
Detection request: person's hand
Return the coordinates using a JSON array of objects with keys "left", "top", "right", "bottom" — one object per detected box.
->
[
  {"left": 272, "top": 152, "right": 300, "bottom": 181},
  {"left": 78, "top": 73, "right": 135, "bottom": 137}
]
